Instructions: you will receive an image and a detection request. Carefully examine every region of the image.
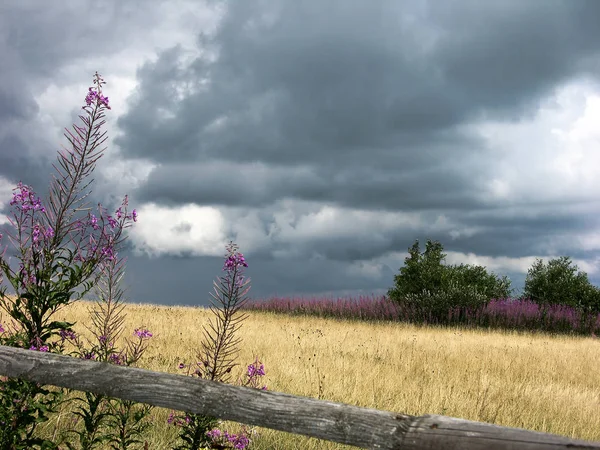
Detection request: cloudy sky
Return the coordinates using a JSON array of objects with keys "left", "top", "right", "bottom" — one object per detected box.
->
[{"left": 1, "top": 0, "right": 600, "bottom": 307}]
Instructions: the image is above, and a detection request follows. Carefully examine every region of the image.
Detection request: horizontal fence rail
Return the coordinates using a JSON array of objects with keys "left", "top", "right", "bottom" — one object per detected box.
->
[{"left": 0, "top": 345, "right": 598, "bottom": 449}]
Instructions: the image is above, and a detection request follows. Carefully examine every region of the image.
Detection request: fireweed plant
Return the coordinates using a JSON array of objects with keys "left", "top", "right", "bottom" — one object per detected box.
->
[
  {"left": 0, "top": 72, "right": 267, "bottom": 449},
  {"left": 0, "top": 71, "right": 266, "bottom": 449},
  {"left": 55, "top": 251, "right": 154, "bottom": 450},
  {"left": 168, "top": 242, "right": 267, "bottom": 450},
  {"left": 0, "top": 72, "right": 137, "bottom": 448}
]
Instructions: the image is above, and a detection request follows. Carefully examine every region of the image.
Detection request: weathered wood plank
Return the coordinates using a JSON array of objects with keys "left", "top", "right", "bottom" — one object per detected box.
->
[{"left": 0, "top": 345, "right": 598, "bottom": 449}]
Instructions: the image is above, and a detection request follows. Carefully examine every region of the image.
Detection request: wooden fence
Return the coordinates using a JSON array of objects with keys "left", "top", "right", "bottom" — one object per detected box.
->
[{"left": 0, "top": 345, "right": 598, "bottom": 449}]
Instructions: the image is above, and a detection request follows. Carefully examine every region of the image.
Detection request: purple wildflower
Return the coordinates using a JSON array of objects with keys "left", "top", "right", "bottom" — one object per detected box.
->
[
  {"left": 248, "top": 362, "right": 265, "bottom": 378},
  {"left": 207, "top": 429, "right": 223, "bottom": 439},
  {"left": 223, "top": 253, "right": 248, "bottom": 272},
  {"left": 101, "top": 246, "right": 115, "bottom": 260},
  {"left": 109, "top": 353, "right": 124, "bottom": 365},
  {"left": 29, "top": 345, "right": 49, "bottom": 352},
  {"left": 134, "top": 328, "right": 152, "bottom": 339},
  {"left": 107, "top": 216, "right": 118, "bottom": 229},
  {"left": 85, "top": 87, "right": 111, "bottom": 109},
  {"left": 59, "top": 329, "right": 77, "bottom": 340},
  {"left": 89, "top": 214, "right": 99, "bottom": 230}
]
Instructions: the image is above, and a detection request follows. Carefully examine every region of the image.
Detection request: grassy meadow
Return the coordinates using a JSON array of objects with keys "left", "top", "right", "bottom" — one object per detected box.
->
[{"left": 2, "top": 297, "right": 598, "bottom": 449}]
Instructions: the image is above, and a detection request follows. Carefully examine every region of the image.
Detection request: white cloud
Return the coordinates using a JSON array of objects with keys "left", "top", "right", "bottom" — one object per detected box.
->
[
  {"left": 471, "top": 79, "right": 600, "bottom": 205},
  {"left": 129, "top": 202, "right": 229, "bottom": 258},
  {"left": 0, "top": 176, "right": 14, "bottom": 225},
  {"left": 0, "top": 176, "right": 13, "bottom": 208},
  {"left": 275, "top": 204, "right": 422, "bottom": 241},
  {"left": 444, "top": 251, "right": 598, "bottom": 277}
]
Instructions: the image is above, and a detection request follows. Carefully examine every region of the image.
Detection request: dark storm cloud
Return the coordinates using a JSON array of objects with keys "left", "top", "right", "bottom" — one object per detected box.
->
[
  {"left": 116, "top": 0, "right": 600, "bottom": 213},
  {"left": 112, "top": 0, "right": 600, "bottom": 298},
  {"left": 137, "top": 156, "right": 488, "bottom": 212},
  {"left": 0, "top": 0, "right": 220, "bottom": 193},
  {"left": 118, "top": 249, "right": 394, "bottom": 307},
  {"left": 0, "top": 2, "right": 141, "bottom": 198},
  {"left": 429, "top": 1, "right": 600, "bottom": 114},
  {"left": 2, "top": 0, "right": 600, "bottom": 306}
]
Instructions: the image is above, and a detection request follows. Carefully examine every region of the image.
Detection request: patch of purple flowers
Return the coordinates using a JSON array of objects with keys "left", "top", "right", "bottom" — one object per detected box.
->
[
  {"left": 207, "top": 428, "right": 251, "bottom": 449},
  {"left": 241, "top": 294, "right": 600, "bottom": 337},
  {"left": 134, "top": 328, "right": 153, "bottom": 339}
]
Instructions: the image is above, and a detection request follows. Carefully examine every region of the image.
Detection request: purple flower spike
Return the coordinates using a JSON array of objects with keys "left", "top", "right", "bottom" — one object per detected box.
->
[
  {"left": 167, "top": 412, "right": 175, "bottom": 425},
  {"left": 101, "top": 246, "right": 115, "bottom": 260},
  {"left": 107, "top": 216, "right": 118, "bottom": 228},
  {"left": 45, "top": 227, "right": 54, "bottom": 238},
  {"left": 247, "top": 363, "right": 265, "bottom": 378},
  {"left": 134, "top": 328, "right": 152, "bottom": 339},
  {"left": 29, "top": 345, "right": 49, "bottom": 352},
  {"left": 89, "top": 214, "right": 99, "bottom": 230},
  {"left": 59, "top": 329, "right": 76, "bottom": 340},
  {"left": 85, "top": 87, "right": 111, "bottom": 109}
]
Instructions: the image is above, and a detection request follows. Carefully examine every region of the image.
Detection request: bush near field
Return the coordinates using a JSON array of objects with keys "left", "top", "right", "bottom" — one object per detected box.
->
[
  {"left": 380, "top": 239, "right": 599, "bottom": 334},
  {"left": 521, "top": 256, "right": 600, "bottom": 323}
]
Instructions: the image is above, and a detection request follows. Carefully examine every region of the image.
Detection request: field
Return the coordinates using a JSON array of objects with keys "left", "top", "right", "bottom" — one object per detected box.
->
[{"left": 6, "top": 298, "right": 597, "bottom": 449}]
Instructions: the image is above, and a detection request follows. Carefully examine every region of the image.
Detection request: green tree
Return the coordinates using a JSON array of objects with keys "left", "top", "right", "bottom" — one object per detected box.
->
[
  {"left": 387, "top": 239, "right": 513, "bottom": 324},
  {"left": 445, "top": 263, "right": 512, "bottom": 303},
  {"left": 387, "top": 239, "right": 449, "bottom": 302},
  {"left": 523, "top": 256, "right": 600, "bottom": 327}
]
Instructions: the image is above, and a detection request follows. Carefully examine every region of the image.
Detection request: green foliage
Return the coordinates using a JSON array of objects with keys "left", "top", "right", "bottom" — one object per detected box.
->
[
  {"left": 387, "top": 240, "right": 449, "bottom": 301},
  {"left": 104, "top": 399, "right": 153, "bottom": 450},
  {"left": 64, "top": 392, "right": 112, "bottom": 450},
  {"left": 523, "top": 256, "right": 600, "bottom": 319},
  {"left": 402, "top": 280, "right": 493, "bottom": 324},
  {"left": 172, "top": 415, "right": 220, "bottom": 450},
  {"left": 445, "top": 263, "right": 512, "bottom": 303},
  {"left": 0, "top": 376, "right": 63, "bottom": 450},
  {"left": 387, "top": 239, "right": 513, "bottom": 323},
  {"left": 0, "top": 73, "right": 141, "bottom": 450}
]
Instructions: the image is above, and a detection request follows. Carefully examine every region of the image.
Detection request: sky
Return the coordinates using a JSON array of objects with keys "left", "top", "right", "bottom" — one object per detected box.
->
[{"left": 1, "top": 0, "right": 600, "bottom": 308}]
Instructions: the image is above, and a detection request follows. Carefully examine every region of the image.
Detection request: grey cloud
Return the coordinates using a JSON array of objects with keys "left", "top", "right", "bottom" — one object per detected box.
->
[
  {"left": 2, "top": 0, "right": 600, "bottom": 306},
  {"left": 117, "top": 0, "right": 600, "bottom": 163},
  {"left": 117, "top": 0, "right": 600, "bottom": 219}
]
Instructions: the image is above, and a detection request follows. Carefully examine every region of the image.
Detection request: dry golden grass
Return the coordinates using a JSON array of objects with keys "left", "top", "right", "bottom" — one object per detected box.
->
[{"left": 1, "top": 299, "right": 599, "bottom": 449}]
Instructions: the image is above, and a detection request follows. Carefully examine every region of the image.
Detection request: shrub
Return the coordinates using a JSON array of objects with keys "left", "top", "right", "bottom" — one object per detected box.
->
[
  {"left": 401, "top": 280, "right": 490, "bottom": 325},
  {"left": 523, "top": 256, "right": 600, "bottom": 330},
  {"left": 444, "top": 263, "right": 512, "bottom": 305},
  {"left": 387, "top": 239, "right": 513, "bottom": 324},
  {"left": 0, "top": 72, "right": 263, "bottom": 449},
  {"left": 0, "top": 72, "right": 137, "bottom": 449},
  {"left": 523, "top": 256, "right": 594, "bottom": 309},
  {"left": 387, "top": 240, "right": 449, "bottom": 302}
]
